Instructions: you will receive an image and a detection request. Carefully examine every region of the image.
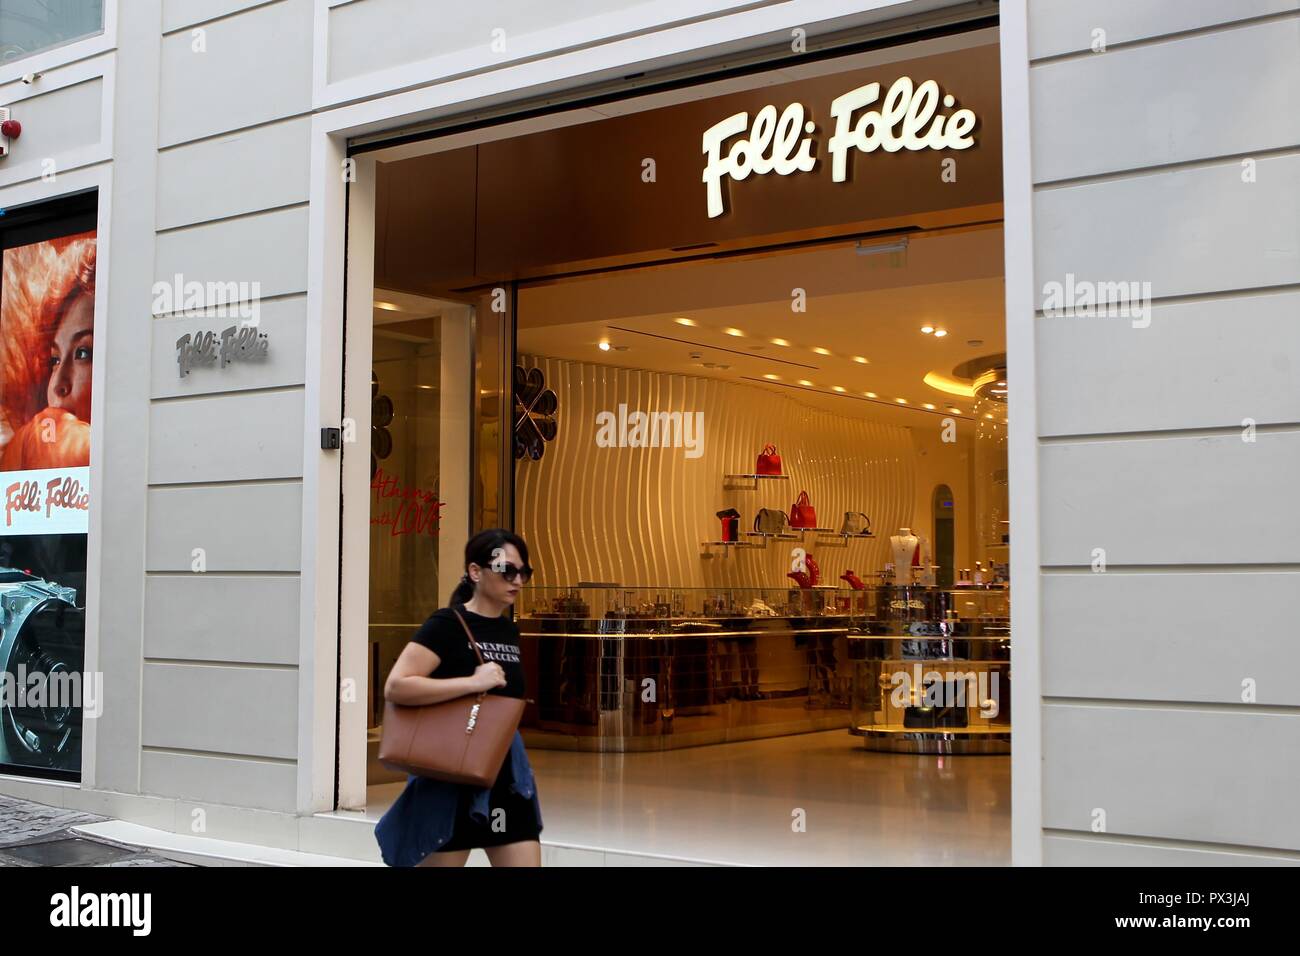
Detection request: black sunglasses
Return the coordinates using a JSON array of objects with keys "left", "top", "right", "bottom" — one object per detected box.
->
[{"left": 486, "top": 562, "right": 533, "bottom": 584}]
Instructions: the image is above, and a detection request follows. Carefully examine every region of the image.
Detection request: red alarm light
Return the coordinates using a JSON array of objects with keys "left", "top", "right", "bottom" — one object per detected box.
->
[{"left": 0, "top": 119, "right": 19, "bottom": 139}]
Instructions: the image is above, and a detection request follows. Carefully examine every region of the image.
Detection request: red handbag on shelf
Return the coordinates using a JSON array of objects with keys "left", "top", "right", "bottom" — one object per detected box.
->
[
  {"left": 840, "top": 570, "right": 866, "bottom": 590},
  {"left": 789, "top": 490, "right": 817, "bottom": 528},
  {"left": 755, "top": 444, "right": 782, "bottom": 476}
]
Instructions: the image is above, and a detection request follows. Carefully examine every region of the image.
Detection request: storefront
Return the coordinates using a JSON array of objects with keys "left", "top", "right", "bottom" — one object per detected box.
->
[
  {"left": 0, "top": 0, "right": 1296, "bottom": 867},
  {"left": 348, "top": 23, "right": 1013, "bottom": 863}
]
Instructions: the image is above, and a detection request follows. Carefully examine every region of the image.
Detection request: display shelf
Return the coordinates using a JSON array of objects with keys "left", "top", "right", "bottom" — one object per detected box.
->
[
  {"left": 723, "top": 473, "right": 790, "bottom": 481},
  {"left": 699, "top": 540, "right": 760, "bottom": 548},
  {"left": 743, "top": 531, "right": 800, "bottom": 540}
]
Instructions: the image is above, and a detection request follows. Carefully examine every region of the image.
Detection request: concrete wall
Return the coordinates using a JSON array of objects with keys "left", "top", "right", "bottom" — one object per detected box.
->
[{"left": 1024, "top": 0, "right": 1300, "bottom": 864}]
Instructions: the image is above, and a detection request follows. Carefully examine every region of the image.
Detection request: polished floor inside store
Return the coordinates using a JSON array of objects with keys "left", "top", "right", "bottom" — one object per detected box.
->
[{"left": 367, "top": 730, "right": 1009, "bottom": 866}]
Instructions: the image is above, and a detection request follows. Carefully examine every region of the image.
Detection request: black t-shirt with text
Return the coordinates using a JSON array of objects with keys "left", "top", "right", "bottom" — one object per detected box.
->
[{"left": 410, "top": 604, "right": 525, "bottom": 700}]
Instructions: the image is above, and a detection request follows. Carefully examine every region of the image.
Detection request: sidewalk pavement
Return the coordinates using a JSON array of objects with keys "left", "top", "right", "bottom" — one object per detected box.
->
[{"left": 0, "top": 793, "right": 200, "bottom": 867}]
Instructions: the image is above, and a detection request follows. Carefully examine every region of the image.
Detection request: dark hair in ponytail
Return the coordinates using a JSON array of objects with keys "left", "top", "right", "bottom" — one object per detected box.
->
[{"left": 450, "top": 528, "right": 531, "bottom": 605}]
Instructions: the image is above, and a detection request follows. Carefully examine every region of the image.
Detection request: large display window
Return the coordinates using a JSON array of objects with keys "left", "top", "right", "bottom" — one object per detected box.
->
[{"left": 0, "top": 193, "right": 97, "bottom": 780}]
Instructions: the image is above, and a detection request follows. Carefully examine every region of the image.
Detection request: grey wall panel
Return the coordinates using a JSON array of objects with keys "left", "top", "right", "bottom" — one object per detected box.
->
[
  {"left": 149, "top": 389, "right": 305, "bottom": 483},
  {"left": 327, "top": 0, "right": 671, "bottom": 84},
  {"left": 151, "top": 295, "right": 307, "bottom": 398},
  {"left": 0, "top": 77, "right": 103, "bottom": 187},
  {"left": 1036, "top": 291, "right": 1300, "bottom": 436},
  {"left": 141, "top": 751, "right": 296, "bottom": 812},
  {"left": 1042, "top": 572, "right": 1300, "bottom": 705},
  {"left": 1045, "top": 834, "right": 1300, "bottom": 866},
  {"left": 157, "top": 117, "right": 311, "bottom": 230},
  {"left": 1031, "top": 18, "right": 1300, "bottom": 182},
  {"left": 154, "top": 205, "right": 309, "bottom": 304},
  {"left": 1043, "top": 704, "right": 1300, "bottom": 851},
  {"left": 147, "top": 482, "right": 302, "bottom": 571},
  {"left": 1039, "top": 432, "right": 1300, "bottom": 566},
  {"left": 1027, "top": 0, "right": 1299, "bottom": 60},
  {"left": 1034, "top": 155, "right": 1300, "bottom": 307},
  {"left": 142, "top": 662, "right": 298, "bottom": 760},
  {"left": 158, "top": 0, "right": 312, "bottom": 147},
  {"left": 144, "top": 575, "right": 301, "bottom": 666},
  {"left": 163, "top": 0, "right": 277, "bottom": 32}
]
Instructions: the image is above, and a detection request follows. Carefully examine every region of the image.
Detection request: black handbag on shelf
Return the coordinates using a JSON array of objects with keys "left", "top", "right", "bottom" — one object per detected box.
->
[
  {"left": 716, "top": 508, "right": 741, "bottom": 542},
  {"left": 839, "top": 511, "right": 872, "bottom": 535},
  {"left": 753, "top": 508, "right": 790, "bottom": 535}
]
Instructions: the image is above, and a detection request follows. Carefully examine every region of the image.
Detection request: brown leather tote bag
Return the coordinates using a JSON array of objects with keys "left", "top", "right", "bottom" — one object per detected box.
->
[{"left": 377, "top": 608, "right": 524, "bottom": 787}]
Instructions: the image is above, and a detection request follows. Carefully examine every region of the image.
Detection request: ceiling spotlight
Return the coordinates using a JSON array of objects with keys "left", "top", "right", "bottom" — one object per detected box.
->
[
  {"left": 675, "top": 317, "right": 696, "bottom": 327},
  {"left": 933, "top": 329, "right": 948, "bottom": 338},
  {"left": 948, "top": 407, "right": 961, "bottom": 414},
  {"left": 724, "top": 327, "right": 744, "bottom": 337},
  {"left": 763, "top": 374, "right": 780, "bottom": 381},
  {"left": 920, "top": 326, "right": 935, "bottom": 334},
  {"left": 598, "top": 341, "right": 611, "bottom": 351},
  {"left": 985, "top": 414, "right": 994, "bottom": 420},
  {"left": 771, "top": 338, "right": 790, "bottom": 347},
  {"left": 853, "top": 356, "right": 868, "bottom": 364},
  {"left": 865, "top": 391, "right": 878, "bottom": 398},
  {"left": 812, "top": 347, "right": 831, "bottom": 356},
  {"left": 798, "top": 379, "right": 814, "bottom": 387},
  {"left": 922, "top": 403, "right": 935, "bottom": 410},
  {"left": 375, "top": 301, "right": 401, "bottom": 311},
  {"left": 832, "top": 385, "right": 846, "bottom": 393},
  {"left": 895, "top": 398, "right": 908, "bottom": 405}
]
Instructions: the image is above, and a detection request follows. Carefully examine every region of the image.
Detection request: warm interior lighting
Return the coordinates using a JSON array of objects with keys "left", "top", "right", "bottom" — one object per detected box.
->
[
  {"left": 812, "top": 346, "right": 831, "bottom": 355},
  {"left": 920, "top": 326, "right": 934, "bottom": 334},
  {"left": 771, "top": 338, "right": 790, "bottom": 347},
  {"left": 865, "top": 391, "right": 878, "bottom": 398},
  {"left": 598, "top": 341, "right": 611, "bottom": 351},
  {"left": 674, "top": 317, "right": 696, "bottom": 327},
  {"left": 932, "top": 329, "right": 948, "bottom": 338},
  {"left": 798, "top": 379, "right": 813, "bottom": 387},
  {"left": 375, "top": 301, "right": 401, "bottom": 311},
  {"left": 895, "top": 398, "right": 908, "bottom": 404},
  {"left": 923, "top": 372, "right": 977, "bottom": 397},
  {"left": 853, "top": 356, "right": 868, "bottom": 364},
  {"left": 922, "top": 403, "right": 935, "bottom": 410},
  {"left": 724, "top": 327, "right": 744, "bottom": 337},
  {"left": 832, "top": 385, "right": 846, "bottom": 392},
  {"left": 763, "top": 373, "right": 780, "bottom": 380}
]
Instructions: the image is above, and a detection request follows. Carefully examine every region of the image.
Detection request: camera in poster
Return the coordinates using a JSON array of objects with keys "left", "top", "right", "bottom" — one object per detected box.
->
[{"left": 0, "top": 229, "right": 95, "bottom": 778}]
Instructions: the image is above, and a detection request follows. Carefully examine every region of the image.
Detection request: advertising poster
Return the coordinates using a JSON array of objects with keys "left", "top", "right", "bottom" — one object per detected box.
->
[{"left": 0, "top": 226, "right": 94, "bottom": 779}]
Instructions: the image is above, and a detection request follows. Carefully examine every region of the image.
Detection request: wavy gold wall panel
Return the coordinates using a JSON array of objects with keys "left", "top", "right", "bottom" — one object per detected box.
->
[{"left": 516, "top": 355, "right": 918, "bottom": 589}]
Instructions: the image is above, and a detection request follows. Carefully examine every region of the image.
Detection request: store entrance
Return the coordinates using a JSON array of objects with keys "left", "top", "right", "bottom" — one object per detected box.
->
[
  {"left": 352, "top": 23, "right": 1008, "bottom": 863},
  {"left": 510, "top": 227, "right": 1009, "bottom": 865}
]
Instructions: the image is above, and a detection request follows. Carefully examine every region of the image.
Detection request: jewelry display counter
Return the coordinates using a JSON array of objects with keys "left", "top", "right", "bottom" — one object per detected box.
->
[{"left": 515, "top": 584, "right": 1009, "bottom": 753}]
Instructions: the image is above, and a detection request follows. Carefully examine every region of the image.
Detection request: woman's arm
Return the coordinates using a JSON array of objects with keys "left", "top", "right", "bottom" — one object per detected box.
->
[{"left": 383, "top": 642, "right": 504, "bottom": 705}]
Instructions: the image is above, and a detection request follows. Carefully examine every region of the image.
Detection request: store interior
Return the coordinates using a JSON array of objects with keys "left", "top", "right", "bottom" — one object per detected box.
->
[{"left": 355, "top": 27, "right": 1010, "bottom": 864}]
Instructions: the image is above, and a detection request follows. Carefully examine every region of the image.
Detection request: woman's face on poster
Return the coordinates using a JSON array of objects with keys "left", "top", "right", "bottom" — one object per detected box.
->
[{"left": 48, "top": 292, "right": 93, "bottom": 423}]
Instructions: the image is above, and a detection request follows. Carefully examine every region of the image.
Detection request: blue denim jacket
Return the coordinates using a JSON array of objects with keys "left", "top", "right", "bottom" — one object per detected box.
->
[{"left": 374, "top": 731, "right": 540, "bottom": 866}]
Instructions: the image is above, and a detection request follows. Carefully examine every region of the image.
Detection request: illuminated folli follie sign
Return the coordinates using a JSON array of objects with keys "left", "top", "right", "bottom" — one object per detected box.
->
[{"left": 701, "top": 75, "right": 978, "bottom": 218}]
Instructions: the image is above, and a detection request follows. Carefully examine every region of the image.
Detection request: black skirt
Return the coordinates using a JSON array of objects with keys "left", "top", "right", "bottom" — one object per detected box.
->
[{"left": 435, "top": 758, "right": 543, "bottom": 853}]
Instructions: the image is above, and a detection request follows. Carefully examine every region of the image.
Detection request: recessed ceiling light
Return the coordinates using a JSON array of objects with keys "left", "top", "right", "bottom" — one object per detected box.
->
[
  {"left": 853, "top": 356, "right": 868, "bottom": 364},
  {"left": 417, "top": 384, "right": 434, "bottom": 390},
  {"left": 896, "top": 398, "right": 908, "bottom": 404},
  {"left": 948, "top": 407, "right": 961, "bottom": 414},
  {"left": 985, "top": 413, "right": 994, "bottom": 419},
  {"left": 920, "top": 326, "right": 934, "bottom": 334},
  {"left": 933, "top": 329, "right": 948, "bottom": 338},
  {"left": 598, "top": 341, "right": 611, "bottom": 351},
  {"left": 832, "top": 385, "right": 846, "bottom": 393},
  {"left": 763, "top": 374, "right": 780, "bottom": 381},
  {"left": 724, "top": 328, "right": 744, "bottom": 337},
  {"left": 812, "top": 347, "right": 831, "bottom": 356},
  {"left": 675, "top": 317, "right": 696, "bottom": 327},
  {"left": 865, "top": 391, "right": 878, "bottom": 398},
  {"left": 375, "top": 301, "right": 401, "bottom": 311},
  {"left": 771, "top": 338, "right": 790, "bottom": 347},
  {"left": 923, "top": 403, "right": 935, "bottom": 410},
  {"left": 798, "top": 379, "right": 813, "bottom": 387}
]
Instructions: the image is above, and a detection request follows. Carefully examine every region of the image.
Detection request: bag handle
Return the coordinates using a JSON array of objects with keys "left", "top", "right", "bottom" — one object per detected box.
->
[
  {"left": 796, "top": 490, "right": 811, "bottom": 506},
  {"left": 451, "top": 607, "right": 487, "bottom": 668},
  {"left": 761, "top": 443, "right": 777, "bottom": 456}
]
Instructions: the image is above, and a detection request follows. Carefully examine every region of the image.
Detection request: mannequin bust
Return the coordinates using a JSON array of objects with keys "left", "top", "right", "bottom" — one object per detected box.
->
[{"left": 889, "top": 528, "right": 919, "bottom": 585}]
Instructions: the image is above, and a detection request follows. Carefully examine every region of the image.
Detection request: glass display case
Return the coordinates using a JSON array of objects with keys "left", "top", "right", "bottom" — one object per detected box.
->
[{"left": 515, "top": 583, "right": 1009, "bottom": 753}]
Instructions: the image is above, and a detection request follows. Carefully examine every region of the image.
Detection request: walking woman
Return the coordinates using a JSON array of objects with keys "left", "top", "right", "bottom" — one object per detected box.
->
[{"left": 375, "top": 529, "right": 543, "bottom": 867}]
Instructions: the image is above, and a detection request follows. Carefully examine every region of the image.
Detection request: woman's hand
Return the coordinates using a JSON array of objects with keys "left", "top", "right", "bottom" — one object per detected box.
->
[{"left": 472, "top": 662, "right": 507, "bottom": 693}]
